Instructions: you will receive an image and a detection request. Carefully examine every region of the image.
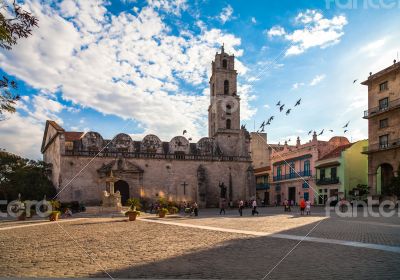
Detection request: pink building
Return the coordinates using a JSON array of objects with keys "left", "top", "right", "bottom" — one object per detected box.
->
[{"left": 270, "top": 132, "right": 350, "bottom": 205}]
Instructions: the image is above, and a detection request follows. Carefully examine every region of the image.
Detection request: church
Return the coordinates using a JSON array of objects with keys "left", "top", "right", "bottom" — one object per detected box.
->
[{"left": 41, "top": 47, "right": 255, "bottom": 207}]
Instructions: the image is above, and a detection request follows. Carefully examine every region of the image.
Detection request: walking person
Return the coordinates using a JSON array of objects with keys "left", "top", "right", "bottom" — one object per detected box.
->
[
  {"left": 193, "top": 202, "right": 199, "bottom": 216},
  {"left": 306, "top": 200, "right": 311, "bottom": 215},
  {"left": 252, "top": 199, "right": 259, "bottom": 216},
  {"left": 300, "top": 198, "right": 306, "bottom": 215},
  {"left": 219, "top": 199, "right": 226, "bottom": 215},
  {"left": 238, "top": 199, "right": 244, "bottom": 216}
]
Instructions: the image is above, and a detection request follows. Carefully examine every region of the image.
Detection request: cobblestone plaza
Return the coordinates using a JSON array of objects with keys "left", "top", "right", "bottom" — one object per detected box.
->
[{"left": 1, "top": 207, "right": 400, "bottom": 279}]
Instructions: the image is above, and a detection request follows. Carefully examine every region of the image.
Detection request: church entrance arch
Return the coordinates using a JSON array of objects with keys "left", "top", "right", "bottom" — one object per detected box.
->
[{"left": 115, "top": 180, "right": 130, "bottom": 205}]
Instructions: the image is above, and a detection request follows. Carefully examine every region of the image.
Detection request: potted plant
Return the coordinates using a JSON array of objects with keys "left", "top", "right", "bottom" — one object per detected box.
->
[
  {"left": 49, "top": 211, "right": 61, "bottom": 221},
  {"left": 48, "top": 200, "right": 61, "bottom": 221},
  {"left": 168, "top": 206, "right": 179, "bottom": 214},
  {"left": 125, "top": 209, "right": 140, "bottom": 221},
  {"left": 126, "top": 198, "right": 142, "bottom": 221},
  {"left": 158, "top": 208, "right": 169, "bottom": 218}
]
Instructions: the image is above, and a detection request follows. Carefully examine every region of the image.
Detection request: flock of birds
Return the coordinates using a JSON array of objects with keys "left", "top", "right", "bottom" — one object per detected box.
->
[{"left": 256, "top": 97, "right": 352, "bottom": 143}]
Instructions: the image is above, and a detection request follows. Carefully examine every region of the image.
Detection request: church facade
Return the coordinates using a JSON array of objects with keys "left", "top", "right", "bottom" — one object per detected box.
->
[{"left": 41, "top": 48, "right": 255, "bottom": 207}]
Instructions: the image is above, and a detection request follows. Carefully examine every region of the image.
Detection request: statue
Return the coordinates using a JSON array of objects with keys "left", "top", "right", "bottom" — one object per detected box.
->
[
  {"left": 219, "top": 182, "right": 227, "bottom": 199},
  {"left": 101, "top": 170, "right": 122, "bottom": 211}
]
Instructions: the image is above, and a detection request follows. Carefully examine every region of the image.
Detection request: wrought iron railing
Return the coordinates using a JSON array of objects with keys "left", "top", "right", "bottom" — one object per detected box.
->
[
  {"left": 64, "top": 150, "right": 252, "bottom": 162},
  {"left": 316, "top": 177, "right": 340, "bottom": 185},
  {"left": 362, "top": 138, "right": 400, "bottom": 153},
  {"left": 273, "top": 171, "right": 312, "bottom": 182},
  {"left": 363, "top": 98, "right": 400, "bottom": 118},
  {"left": 256, "top": 183, "right": 270, "bottom": 190}
]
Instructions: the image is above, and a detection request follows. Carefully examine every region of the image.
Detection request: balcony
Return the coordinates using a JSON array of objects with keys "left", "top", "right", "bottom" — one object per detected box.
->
[
  {"left": 363, "top": 98, "right": 400, "bottom": 119},
  {"left": 362, "top": 138, "right": 400, "bottom": 153},
  {"left": 256, "top": 183, "right": 270, "bottom": 190},
  {"left": 273, "top": 171, "right": 312, "bottom": 182},
  {"left": 316, "top": 177, "right": 340, "bottom": 185}
]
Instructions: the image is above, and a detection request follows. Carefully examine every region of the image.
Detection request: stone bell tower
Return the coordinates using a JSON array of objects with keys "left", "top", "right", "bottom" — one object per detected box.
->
[{"left": 208, "top": 45, "right": 240, "bottom": 137}]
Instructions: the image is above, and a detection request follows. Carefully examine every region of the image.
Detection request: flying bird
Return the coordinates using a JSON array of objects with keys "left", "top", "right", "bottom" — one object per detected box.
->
[
  {"left": 188, "top": 138, "right": 192, "bottom": 141},
  {"left": 279, "top": 104, "right": 285, "bottom": 112},
  {"left": 329, "top": 129, "right": 334, "bottom": 132},
  {"left": 295, "top": 98, "right": 301, "bottom": 106},
  {"left": 260, "top": 126, "right": 265, "bottom": 133},
  {"left": 318, "top": 129, "right": 324, "bottom": 136},
  {"left": 183, "top": 130, "right": 187, "bottom": 135},
  {"left": 308, "top": 130, "right": 313, "bottom": 135},
  {"left": 343, "top": 121, "right": 350, "bottom": 128},
  {"left": 269, "top": 116, "right": 274, "bottom": 122},
  {"left": 259, "top": 121, "right": 266, "bottom": 129},
  {"left": 286, "top": 109, "right": 291, "bottom": 115},
  {"left": 276, "top": 101, "right": 281, "bottom": 106},
  {"left": 344, "top": 130, "right": 348, "bottom": 134},
  {"left": 353, "top": 79, "right": 358, "bottom": 84}
]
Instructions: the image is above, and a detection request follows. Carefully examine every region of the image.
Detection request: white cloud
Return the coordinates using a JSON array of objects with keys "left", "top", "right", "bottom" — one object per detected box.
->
[
  {"left": 309, "top": 74, "right": 326, "bottom": 86},
  {"left": 218, "top": 5, "right": 234, "bottom": 24},
  {"left": 251, "top": 17, "right": 256, "bottom": 24},
  {"left": 0, "top": 0, "right": 256, "bottom": 158},
  {"left": 268, "top": 10, "right": 347, "bottom": 56},
  {"left": 292, "top": 82, "right": 305, "bottom": 90},
  {"left": 267, "top": 26, "right": 286, "bottom": 37},
  {"left": 0, "top": 94, "right": 65, "bottom": 159},
  {"left": 359, "top": 38, "right": 387, "bottom": 57}
]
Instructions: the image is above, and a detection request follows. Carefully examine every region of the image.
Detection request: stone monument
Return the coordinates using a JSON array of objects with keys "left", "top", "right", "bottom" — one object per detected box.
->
[{"left": 101, "top": 170, "right": 122, "bottom": 212}]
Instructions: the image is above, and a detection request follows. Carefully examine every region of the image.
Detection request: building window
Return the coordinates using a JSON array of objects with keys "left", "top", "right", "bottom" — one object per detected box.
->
[
  {"left": 302, "top": 182, "right": 309, "bottom": 189},
  {"left": 222, "top": 59, "right": 227, "bottom": 69},
  {"left": 331, "top": 167, "right": 337, "bottom": 179},
  {"left": 226, "top": 119, "right": 231, "bottom": 129},
  {"left": 289, "top": 162, "right": 295, "bottom": 178},
  {"left": 379, "top": 118, "right": 388, "bottom": 129},
  {"left": 275, "top": 184, "right": 281, "bottom": 191},
  {"left": 226, "top": 104, "right": 231, "bottom": 115},
  {"left": 304, "top": 160, "right": 310, "bottom": 176},
  {"left": 379, "top": 134, "right": 389, "bottom": 149},
  {"left": 277, "top": 166, "right": 282, "bottom": 179},
  {"left": 224, "top": 80, "right": 229, "bottom": 95},
  {"left": 320, "top": 168, "right": 326, "bottom": 180},
  {"left": 379, "top": 81, "right": 388, "bottom": 92},
  {"left": 379, "top": 97, "right": 388, "bottom": 110}
]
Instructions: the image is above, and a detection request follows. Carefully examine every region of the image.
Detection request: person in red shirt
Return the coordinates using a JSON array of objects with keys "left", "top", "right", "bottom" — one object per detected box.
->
[{"left": 300, "top": 198, "right": 306, "bottom": 215}]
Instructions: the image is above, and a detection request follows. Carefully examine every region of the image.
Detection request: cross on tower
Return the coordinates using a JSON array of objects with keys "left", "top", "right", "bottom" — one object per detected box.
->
[{"left": 181, "top": 181, "right": 188, "bottom": 195}]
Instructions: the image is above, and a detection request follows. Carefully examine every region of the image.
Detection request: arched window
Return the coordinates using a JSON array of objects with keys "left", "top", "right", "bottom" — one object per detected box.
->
[
  {"left": 222, "top": 59, "right": 227, "bottom": 68},
  {"left": 224, "top": 80, "right": 229, "bottom": 95},
  {"left": 226, "top": 119, "right": 231, "bottom": 129},
  {"left": 226, "top": 104, "right": 231, "bottom": 115}
]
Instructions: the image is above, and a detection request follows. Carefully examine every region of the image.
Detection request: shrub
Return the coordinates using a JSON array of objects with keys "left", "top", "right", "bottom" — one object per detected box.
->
[
  {"left": 127, "top": 198, "right": 142, "bottom": 211},
  {"left": 168, "top": 206, "right": 179, "bottom": 214}
]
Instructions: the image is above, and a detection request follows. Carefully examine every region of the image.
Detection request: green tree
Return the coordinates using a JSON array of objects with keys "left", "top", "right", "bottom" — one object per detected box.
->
[
  {"left": 0, "top": 150, "right": 56, "bottom": 201},
  {"left": 0, "top": 0, "right": 38, "bottom": 120}
]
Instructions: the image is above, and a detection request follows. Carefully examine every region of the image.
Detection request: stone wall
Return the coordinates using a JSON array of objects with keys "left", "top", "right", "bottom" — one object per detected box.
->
[{"left": 57, "top": 155, "right": 253, "bottom": 208}]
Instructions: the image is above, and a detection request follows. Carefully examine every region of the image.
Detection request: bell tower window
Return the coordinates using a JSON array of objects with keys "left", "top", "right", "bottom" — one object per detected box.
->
[
  {"left": 226, "top": 119, "right": 231, "bottom": 129},
  {"left": 222, "top": 59, "right": 227, "bottom": 69},
  {"left": 224, "top": 80, "right": 229, "bottom": 95},
  {"left": 226, "top": 105, "right": 231, "bottom": 115}
]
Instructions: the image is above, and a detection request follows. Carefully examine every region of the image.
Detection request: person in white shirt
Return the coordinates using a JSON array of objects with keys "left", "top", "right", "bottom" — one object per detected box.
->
[
  {"left": 252, "top": 200, "right": 259, "bottom": 216},
  {"left": 305, "top": 200, "right": 311, "bottom": 215}
]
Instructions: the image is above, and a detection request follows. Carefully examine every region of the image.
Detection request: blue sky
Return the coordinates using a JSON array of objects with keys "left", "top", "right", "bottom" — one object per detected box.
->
[{"left": 1, "top": 0, "right": 400, "bottom": 159}]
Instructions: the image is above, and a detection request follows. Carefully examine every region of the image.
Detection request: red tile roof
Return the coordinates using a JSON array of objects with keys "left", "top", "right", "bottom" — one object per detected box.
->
[
  {"left": 319, "top": 143, "right": 353, "bottom": 161},
  {"left": 65, "top": 131, "right": 84, "bottom": 141}
]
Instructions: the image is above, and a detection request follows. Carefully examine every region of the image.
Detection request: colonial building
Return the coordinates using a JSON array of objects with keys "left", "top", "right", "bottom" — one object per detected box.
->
[
  {"left": 41, "top": 47, "right": 255, "bottom": 207},
  {"left": 270, "top": 134, "right": 350, "bottom": 205},
  {"left": 314, "top": 140, "right": 368, "bottom": 205},
  {"left": 362, "top": 61, "right": 400, "bottom": 196}
]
